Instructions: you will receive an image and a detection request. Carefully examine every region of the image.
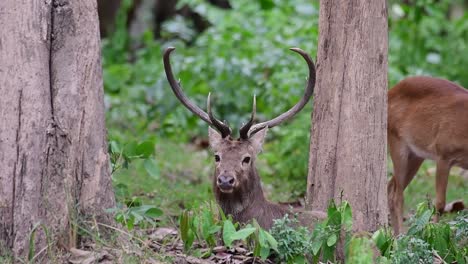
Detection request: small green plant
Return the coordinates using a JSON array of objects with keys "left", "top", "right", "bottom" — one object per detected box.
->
[
  {"left": 108, "top": 139, "right": 158, "bottom": 177},
  {"left": 311, "top": 200, "right": 353, "bottom": 263},
  {"left": 391, "top": 236, "right": 433, "bottom": 264},
  {"left": 178, "top": 203, "right": 278, "bottom": 260},
  {"left": 270, "top": 214, "right": 311, "bottom": 263},
  {"left": 107, "top": 197, "right": 163, "bottom": 230}
]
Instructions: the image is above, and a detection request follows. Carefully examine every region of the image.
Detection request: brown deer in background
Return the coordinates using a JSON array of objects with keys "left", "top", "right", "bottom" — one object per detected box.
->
[
  {"left": 388, "top": 76, "right": 467, "bottom": 234},
  {"left": 163, "top": 47, "right": 325, "bottom": 229}
]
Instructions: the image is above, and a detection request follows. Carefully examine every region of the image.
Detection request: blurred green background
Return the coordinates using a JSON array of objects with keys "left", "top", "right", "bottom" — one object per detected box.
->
[{"left": 101, "top": 0, "right": 468, "bottom": 225}]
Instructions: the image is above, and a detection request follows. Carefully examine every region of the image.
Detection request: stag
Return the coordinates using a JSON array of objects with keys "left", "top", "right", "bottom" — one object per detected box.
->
[
  {"left": 163, "top": 47, "right": 324, "bottom": 229},
  {"left": 388, "top": 76, "right": 468, "bottom": 234}
]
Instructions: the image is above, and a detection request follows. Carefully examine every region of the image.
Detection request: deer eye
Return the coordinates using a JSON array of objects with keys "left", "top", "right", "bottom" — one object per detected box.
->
[
  {"left": 215, "top": 155, "right": 220, "bottom": 162},
  {"left": 242, "top": 156, "right": 251, "bottom": 164}
]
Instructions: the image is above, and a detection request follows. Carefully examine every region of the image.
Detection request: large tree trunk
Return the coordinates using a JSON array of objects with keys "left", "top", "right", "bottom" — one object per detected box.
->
[
  {"left": 0, "top": 0, "right": 115, "bottom": 259},
  {"left": 306, "top": 0, "right": 388, "bottom": 231}
]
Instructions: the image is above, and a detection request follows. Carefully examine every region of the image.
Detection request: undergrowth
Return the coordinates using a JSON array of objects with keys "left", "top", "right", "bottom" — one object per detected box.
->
[{"left": 104, "top": 197, "right": 467, "bottom": 263}]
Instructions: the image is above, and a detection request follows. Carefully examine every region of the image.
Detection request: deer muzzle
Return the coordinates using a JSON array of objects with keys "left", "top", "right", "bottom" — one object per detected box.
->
[{"left": 217, "top": 174, "right": 236, "bottom": 193}]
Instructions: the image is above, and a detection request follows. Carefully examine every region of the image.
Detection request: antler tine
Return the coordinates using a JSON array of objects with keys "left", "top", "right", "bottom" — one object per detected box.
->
[
  {"left": 239, "top": 95, "right": 256, "bottom": 139},
  {"left": 207, "top": 93, "right": 232, "bottom": 138},
  {"left": 164, "top": 47, "right": 232, "bottom": 137},
  {"left": 163, "top": 47, "right": 211, "bottom": 124},
  {"left": 247, "top": 48, "right": 316, "bottom": 137}
]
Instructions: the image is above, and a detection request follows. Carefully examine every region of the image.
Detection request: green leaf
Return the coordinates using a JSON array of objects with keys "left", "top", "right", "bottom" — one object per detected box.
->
[
  {"left": 144, "top": 207, "right": 163, "bottom": 218},
  {"left": 123, "top": 141, "right": 138, "bottom": 158},
  {"left": 109, "top": 140, "right": 121, "bottom": 154},
  {"left": 180, "top": 211, "right": 195, "bottom": 251},
  {"left": 261, "top": 229, "right": 278, "bottom": 251},
  {"left": 260, "top": 246, "right": 271, "bottom": 260},
  {"left": 372, "top": 228, "right": 393, "bottom": 257},
  {"left": 310, "top": 239, "right": 322, "bottom": 256},
  {"left": 341, "top": 202, "right": 353, "bottom": 231},
  {"left": 230, "top": 227, "right": 256, "bottom": 242},
  {"left": 407, "top": 209, "right": 433, "bottom": 235},
  {"left": 144, "top": 159, "right": 160, "bottom": 179},
  {"left": 136, "top": 140, "right": 155, "bottom": 158},
  {"left": 222, "top": 220, "right": 236, "bottom": 247},
  {"left": 327, "top": 234, "right": 337, "bottom": 247}
]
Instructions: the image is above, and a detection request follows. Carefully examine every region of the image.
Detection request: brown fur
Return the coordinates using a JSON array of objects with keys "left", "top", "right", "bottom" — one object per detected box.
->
[{"left": 387, "top": 76, "right": 468, "bottom": 234}]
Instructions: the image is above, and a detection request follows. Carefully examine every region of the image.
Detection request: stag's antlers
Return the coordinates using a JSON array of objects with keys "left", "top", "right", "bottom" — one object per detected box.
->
[
  {"left": 163, "top": 47, "right": 315, "bottom": 139},
  {"left": 163, "top": 47, "right": 232, "bottom": 138}
]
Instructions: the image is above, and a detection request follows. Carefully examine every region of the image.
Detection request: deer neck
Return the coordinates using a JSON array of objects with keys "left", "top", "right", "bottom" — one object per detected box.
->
[{"left": 214, "top": 166, "right": 267, "bottom": 217}]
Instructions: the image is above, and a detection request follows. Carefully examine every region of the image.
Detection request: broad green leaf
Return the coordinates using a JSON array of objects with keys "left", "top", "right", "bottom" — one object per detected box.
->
[
  {"left": 222, "top": 220, "right": 237, "bottom": 247},
  {"left": 230, "top": 227, "right": 256, "bottom": 241},
  {"left": 259, "top": 246, "right": 271, "bottom": 260},
  {"left": 261, "top": 229, "right": 278, "bottom": 251},
  {"left": 136, "top": 140, "right": 155, "bottom": 158},
  {"left": 310, "top": 239, "right": 322, "bottom": 256},
  {"left": 109, "top": 140, "right": 121, "bottom": 154},
  {"left": 372, "top": 229, "right": 393, "bottom": 257},
  {"left": 327, "top": 234, "right": 337, "bottom": 247},
  {"left": 341, "top": 202, "right": 353, "bottom": 231},
  {"left": 144, "top": 207, "right": 163, "bottom": 218}
]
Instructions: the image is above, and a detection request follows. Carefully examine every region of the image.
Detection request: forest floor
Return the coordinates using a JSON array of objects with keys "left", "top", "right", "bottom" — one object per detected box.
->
[{"left": 104, "top": 140, "right": 467, "bottom": 263}]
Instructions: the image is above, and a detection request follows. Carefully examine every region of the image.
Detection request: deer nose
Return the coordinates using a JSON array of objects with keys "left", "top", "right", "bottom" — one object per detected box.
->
[{"left": 217, "top": 175, "right": 235, "bottom": 188}]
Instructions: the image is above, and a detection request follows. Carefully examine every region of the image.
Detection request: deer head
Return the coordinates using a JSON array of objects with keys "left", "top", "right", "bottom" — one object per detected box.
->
[{"left": 163, "top": 47, "right": 315, "bottom": 214}]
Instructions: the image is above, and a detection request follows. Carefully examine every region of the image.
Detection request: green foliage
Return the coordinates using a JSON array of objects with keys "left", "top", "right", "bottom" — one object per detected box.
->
[
  {"left": 178, "top": 203, "right": 277, "bottom": 260},
  {"left": 270, "top": 215, "right": 312, "bottom": 263},
  {"left": 108, "top": 138, "right": 157, "bottom": 177},
  {"left": 268, "top": 201, "right": 354, "bottom": 263},
  {"left": 391, "top": 236, "right": 433, "bottom": 264},
  {"left": 251, "top": 220, "right": 279, "bottom": 261},
  {"left": 388, "top": 0, "right": 468, "bottom": 86},
  {"left": 373, "top": 203, "right": 468, "bottom": 264},
  {"left": 107, "top": 197, "right": 163, "bottom": 230}
]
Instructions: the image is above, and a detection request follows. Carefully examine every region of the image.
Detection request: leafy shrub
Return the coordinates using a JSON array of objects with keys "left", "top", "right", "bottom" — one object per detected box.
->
[
  {"left": 373, "top": 203, "right": 468, "bottom": 264},
  {"left": 391, "top": 236, "right": 433, "bottom": 264},
  {"left": 270, "top": 215, "right": 311, "bottom": 263},
  {"left": 107, "top": 196, "right": 163, "bottom": 230}
]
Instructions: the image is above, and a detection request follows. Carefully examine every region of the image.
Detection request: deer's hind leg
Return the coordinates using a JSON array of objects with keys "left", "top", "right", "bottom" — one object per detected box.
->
[
  {"left": 434, "top": 159, "right": 451, "bottom": 221},
  {"left": 388, "top": 135, "right": 424, "bottom": 234}
]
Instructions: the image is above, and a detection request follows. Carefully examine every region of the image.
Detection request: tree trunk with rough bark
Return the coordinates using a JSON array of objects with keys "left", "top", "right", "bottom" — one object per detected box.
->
[
  {"left": 306, "top": 0, "right": 388, "bottom": 231},
  {"left": 0, "top": 0, "right": 115, "bottom": 259}
]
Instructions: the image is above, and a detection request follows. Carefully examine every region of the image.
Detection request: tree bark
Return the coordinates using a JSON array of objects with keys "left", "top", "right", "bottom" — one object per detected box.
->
[
  {"left": 0, "top": 0, "right": 115, "bottom": 259},
  {"left": 306, "top": 0, "right": 388, "bottom": 231}
]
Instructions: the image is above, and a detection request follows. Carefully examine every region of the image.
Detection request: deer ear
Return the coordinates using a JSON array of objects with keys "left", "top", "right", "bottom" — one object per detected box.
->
[
  {"left": 250, "top": 126, "right": 268, "bottom": 154},
  {"left": 208, "top": 127, "right": 222, "bottom": 151}
]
